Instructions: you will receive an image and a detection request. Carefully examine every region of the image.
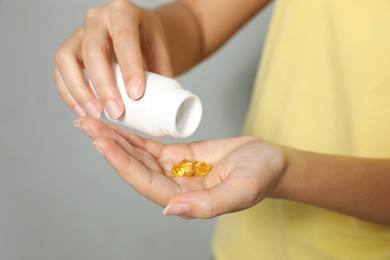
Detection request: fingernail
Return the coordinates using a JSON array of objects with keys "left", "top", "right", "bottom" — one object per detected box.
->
[
  {"left": 126, "top": 78, "right": 143, "bottom": 100},
  {"left": 162, "top": 203, "right": 189, "bottom": 216},
  {"left": 73, "top": 105, "right": 87, "bottom": 117},
  {"left": 73, "top": 120, "right": 90, "bottom": 136},
  {"left": 105, "top": 99, "right": 123, "bottom": 119},
  {"left": 84, "top": 102, "right": 101, "bottom": 119},
  {"left": 92, "top": 140, "right": 104, "bottom": 155},
  {"left": 73, "top": 117, "right": 84, "bottom": 127}
]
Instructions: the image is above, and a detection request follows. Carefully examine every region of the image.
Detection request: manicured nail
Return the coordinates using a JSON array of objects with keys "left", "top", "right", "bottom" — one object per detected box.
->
[
  {"left": 73, "top": 121, "right": 89, "bottom": 136},
  {"left": 126, "top": 78, "right": 143, "bottom": 100},
  {"left": 162, "top": 203, "right": 189, "bottom": 216},
  {"left": 73, "top": 119, "right": 81, "bottom": 128},
  {"left": 84, "top": 102, "right": 101, "bottom": 119},
  {"left": 105, "top": 99, "right": 122, "bottom": 119},
  {"left": 73, "top": 105, "right": 87, "bottom": 117}
]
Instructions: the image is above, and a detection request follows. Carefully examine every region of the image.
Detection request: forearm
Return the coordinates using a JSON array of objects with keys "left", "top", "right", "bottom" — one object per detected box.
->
[
  {"left": 154, "top": 0, "right": 270, "bottom": 75},
  {"left": 154, "top": 3, "right": 203, "bottom": 75},
  {"left": 275, "top": 147, "right": 390, "bottom": 225}
]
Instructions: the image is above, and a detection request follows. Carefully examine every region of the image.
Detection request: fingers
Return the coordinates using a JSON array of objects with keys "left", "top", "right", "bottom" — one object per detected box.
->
[
  {"left": 73, "top": 118, "right": 265, "bottom": 219},
  {"left": 108, "top": 123, "right": 166, "bottom": 159},
  {"left": 82, "top": 8, "right": 124, "bottom": 119},
  {"left": 74, "top": 117, "right": 143, "bottom": 157},
  {"left": 54, "top": 1, "right": 174, "bottom": 120},
  {"left": 75, "top": 117, "right": 165, "bottom": 159},
  {"left": 92, "top": 135, "right": 181, "bottom": 207},
  {"left": 109, "top": 3, "right": 145, "bottom": 100},
  {"left": 74, "top": 118, "right": 265, "bottom": 219},
  {"left": 53, "top": 68, "right": 86, "bottom": 117},
  {"left": 74, "top": 117, "right": 171, "bottom": 176},
  {"left": 54, "top": 28, "right": 102, "bottom": 119}
]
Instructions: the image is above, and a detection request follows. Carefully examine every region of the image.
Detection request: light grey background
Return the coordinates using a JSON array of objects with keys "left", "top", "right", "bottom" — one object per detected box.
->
[{"left": 0, "top": 1, "right": 273, "bottom": 259}]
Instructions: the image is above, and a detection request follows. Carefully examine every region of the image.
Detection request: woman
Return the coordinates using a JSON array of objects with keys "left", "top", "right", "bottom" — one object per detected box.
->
[{"left": 54, "top": 0, "right": 390, "bottom": 258}]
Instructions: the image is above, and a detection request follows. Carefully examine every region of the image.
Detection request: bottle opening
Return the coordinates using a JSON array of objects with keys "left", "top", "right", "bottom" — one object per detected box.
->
[{"left": 175, "top": 96, "right": 202, "bottom": 138}]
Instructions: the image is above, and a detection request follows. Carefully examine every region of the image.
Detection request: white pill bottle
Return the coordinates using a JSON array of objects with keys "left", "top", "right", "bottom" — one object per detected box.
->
[{"left": 92, "top": 64, "right": 202, "bottom": 138}]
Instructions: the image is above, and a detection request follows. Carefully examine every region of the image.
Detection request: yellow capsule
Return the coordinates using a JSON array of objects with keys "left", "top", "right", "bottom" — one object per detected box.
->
[
  {"left": 180, "top": 160, "right": 193, "bottom": 171},
  {"left": 179, "top": 159, "right": 194, "bottom": 176},
  {"left": 193, "top": 161, "right": 211, "bottom": 176},
  {"left": 171, "top": 159, "right": 210, "bottom": 177},
  {"left": 182, "top": 169, "right": 194, "bottom": 177},
  {"left": 171, "top": 164, "right": 184, "bottom": 176},
  {"left": 180, "top": 159, "right": 191, "bottom": 165}
]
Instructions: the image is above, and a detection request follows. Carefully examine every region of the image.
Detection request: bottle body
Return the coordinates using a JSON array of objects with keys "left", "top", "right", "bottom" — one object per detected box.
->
[{"left": 89, "top": 64, "right": 202, "bottom": 138}]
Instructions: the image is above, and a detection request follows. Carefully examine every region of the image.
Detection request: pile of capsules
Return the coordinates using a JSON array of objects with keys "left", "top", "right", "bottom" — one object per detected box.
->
[{"left": 171, "top": 159, "right": 211, "bottom": 177}]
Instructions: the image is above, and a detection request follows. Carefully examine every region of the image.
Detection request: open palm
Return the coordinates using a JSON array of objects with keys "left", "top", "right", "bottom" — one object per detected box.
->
[{"left": 75, "top": 117, "right": 286, "bottom": 218}]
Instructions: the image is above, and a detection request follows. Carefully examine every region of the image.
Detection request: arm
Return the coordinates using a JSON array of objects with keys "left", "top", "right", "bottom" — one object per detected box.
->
[
  {"left": 276, "top": 148, "right": 390, "bottom": 225},
  {"left": 155, "top": 0, "right": 269, "bottom": 74},
  {"left": 54, "top": 0, "right": 269, "bottom": 119},
  {"left": 75, "top": 117, "right": 390, "bottom": 225}
]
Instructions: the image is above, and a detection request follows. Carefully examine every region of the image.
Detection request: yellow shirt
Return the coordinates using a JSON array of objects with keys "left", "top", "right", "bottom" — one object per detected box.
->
[{"left": 212, "top": 0, "right": 390, "bottom": 259}]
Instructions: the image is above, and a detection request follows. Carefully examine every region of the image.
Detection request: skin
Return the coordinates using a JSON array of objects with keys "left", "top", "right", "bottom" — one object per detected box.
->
[
  {"left": 74, "top": 117, "right": 287, "bottom": 219},
  {"left": 54, "top": 0, "right": 269, "bottom": 119},
  {"left": 55, "top": 0, "right": 390, "bottom": 225},
  {"left": 74, "top": 117, "right": 390, "bottom": 225}
]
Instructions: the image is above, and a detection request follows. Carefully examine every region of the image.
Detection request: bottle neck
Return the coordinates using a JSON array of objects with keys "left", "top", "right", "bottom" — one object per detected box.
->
[{"left": 157, "top": 89, "right": 202, "bottom": 138}]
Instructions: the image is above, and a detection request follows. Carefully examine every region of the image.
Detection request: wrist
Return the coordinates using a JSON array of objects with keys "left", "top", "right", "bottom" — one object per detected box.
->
[{"left": 269, "top": 145, "right": 307, "bottom": 200}]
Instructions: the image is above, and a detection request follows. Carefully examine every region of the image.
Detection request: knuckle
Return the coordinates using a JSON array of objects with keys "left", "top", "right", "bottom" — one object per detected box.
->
[
  {"left": 110, "top": 0, "right": 124, "bottom": 8},
  {"left": 71, "top": 87, "right": 92, "bottom": 105},
  {"left": 110, "top": 0, "right": 141, "bottom": 18},
  {"left": 84, "top": 6, "right": 101, "bottom": 20},
  {"left": 114, "top": 27, "right": 133, "bottom": 43},
  {"left": 111, "top": 0, "right": 134, "bottom": 9},
  {"left": 54, "top": 45, "right": 72, "bottom": 65},
  {"left": 206, "top": 206, "right": 220, "bottom": 219},
  {"left": 81, "top": 40, "right": 105, "bottom": 60},
  {"left": 198, "top": 202, "right": 221, "bottom": 219},
  {"left": 52, "top": 68, "right": 59, "bottom": 81},
  {"left": 85, "top": 118, "right": 104, "bottom": 132}
]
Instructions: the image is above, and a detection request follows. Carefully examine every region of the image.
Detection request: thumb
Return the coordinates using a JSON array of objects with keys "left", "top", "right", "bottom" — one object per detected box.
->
[{"left": 162, "top": 175, "right": 264, "bottom": 219}]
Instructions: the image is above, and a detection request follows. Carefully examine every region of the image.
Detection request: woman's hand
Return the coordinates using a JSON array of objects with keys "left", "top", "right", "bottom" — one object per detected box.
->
[
  {"left": 53, "top": 0, "right": 270, "bottom": 121},
  {"left": 73, "top": 117, "right": 287, "bottom": 219},
  {"left": 54, "top": 0, "right": 173, "bottom": 120}
]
